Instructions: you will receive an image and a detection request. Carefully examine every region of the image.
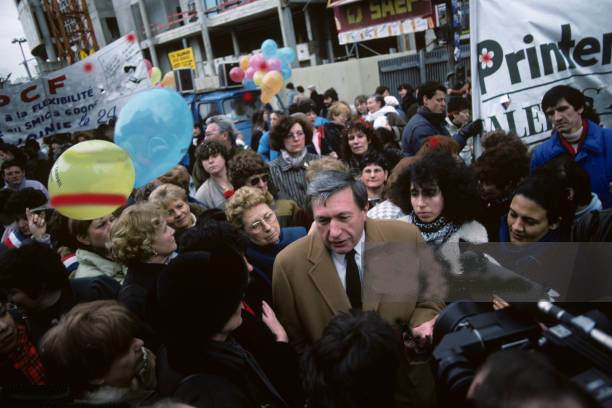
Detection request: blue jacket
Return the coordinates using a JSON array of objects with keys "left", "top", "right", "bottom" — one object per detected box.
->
[
  {"left": 401, "top": 107, "right": 466, "bottom": 156},
  {"left": 530, "top": 120, "right": 612, "bottom": 209},
  {"left": 257, "top": 131, "right": 280, "bottom": 162}
]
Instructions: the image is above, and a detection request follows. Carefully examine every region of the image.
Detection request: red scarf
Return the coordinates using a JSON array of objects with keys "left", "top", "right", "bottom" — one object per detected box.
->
[
  {"left": 560, "top": 119, "right": 589, "bottom": 156},
  {"left": 7, "top": 324, "right": 46, "bottom": 385}
]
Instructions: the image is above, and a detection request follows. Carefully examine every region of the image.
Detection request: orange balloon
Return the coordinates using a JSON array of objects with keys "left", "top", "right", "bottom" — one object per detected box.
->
[
  {"left": 160, "top": 72, "right": 176, "bottom": 89},
  {"left": 239, "top": 55, "right": 250, "bottom": 71},
  {"left": 260, "top": 91, "right": 272, "bottom": 104},
  {"left": 261, "top": 70, "right": 283, "bottom": 95}
]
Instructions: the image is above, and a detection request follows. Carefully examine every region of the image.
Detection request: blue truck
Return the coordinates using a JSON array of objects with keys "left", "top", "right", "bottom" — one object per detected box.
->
[{"left": 184, "top": 87, "right": 263, "bottom": 147}]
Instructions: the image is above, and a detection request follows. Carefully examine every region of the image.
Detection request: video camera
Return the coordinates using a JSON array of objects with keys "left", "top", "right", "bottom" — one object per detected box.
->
[{"left": 432, "top": 300, "right": 612, "bottom": 407}]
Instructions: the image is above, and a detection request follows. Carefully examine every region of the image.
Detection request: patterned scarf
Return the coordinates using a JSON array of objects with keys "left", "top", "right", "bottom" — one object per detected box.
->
[
  {"left": 7, "top": 324, "right": 46, "bottom": 385},
  {"left": 280, "top": 149, "right": 307, "bottom": 169},
  {"left": 410, "top": 211, "right": 459, "bottom": 245}
]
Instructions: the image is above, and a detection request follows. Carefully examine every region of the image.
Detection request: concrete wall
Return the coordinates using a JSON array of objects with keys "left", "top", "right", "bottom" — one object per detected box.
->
[
  {"left": 112, "top": 0, "right": 137, "bottom": 37},
  {"left": 289, "top": 51, "right": 415, "bottom": 105}
]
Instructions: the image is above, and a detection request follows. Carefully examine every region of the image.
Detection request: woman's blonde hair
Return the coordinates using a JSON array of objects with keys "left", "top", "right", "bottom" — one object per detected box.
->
[
  {"left": 305, "top": 157, "right": 349, "bottom": 183},
  {"left": 225, "top": 186, "right": 274, "bottom": 229},
  {"left": 110, "top": 202, "right": 166, "bottom": 265},
  {"left": 328, "top": 101, "right": 351, "bottom": 120},
  {"left": 148, "top": 183, "right": 187, "bottom": 209}
]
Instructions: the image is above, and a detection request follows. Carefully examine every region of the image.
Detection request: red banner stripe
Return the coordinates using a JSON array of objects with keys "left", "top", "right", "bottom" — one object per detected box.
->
[{"left": 51, "top": 194, "right": 127, "bottom": 207}]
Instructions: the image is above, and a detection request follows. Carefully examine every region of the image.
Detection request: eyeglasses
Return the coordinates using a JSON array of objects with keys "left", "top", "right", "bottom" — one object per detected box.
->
[
  {"left": 248, "top": 174, "right": 269, "bottom": 186},
  {"left": 248, "top": 211, "right": 276, "bottom": 232},
  {"left": 286, "top": 130, "right": 305, "bottom": 140}
]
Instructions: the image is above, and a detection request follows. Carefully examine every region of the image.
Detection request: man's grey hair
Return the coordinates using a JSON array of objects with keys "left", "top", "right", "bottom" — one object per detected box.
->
[
  {"left": 307, "top": 170, "right": 368, "bottom": 210},
  {"left": 206, "top": 115, "right": 238, "bottom": 144}
]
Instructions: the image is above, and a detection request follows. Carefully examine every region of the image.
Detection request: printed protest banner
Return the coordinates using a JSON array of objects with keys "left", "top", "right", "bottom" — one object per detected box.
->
[
  {"left": 168, "top": 48, "right": 196, "bottom": 70},
  {"left": 0, "top": 32, "right": 150, "bottom": 145},
  {"left": 333, "top": 0, "right": 433, "bottom": 45},
  {"left": 470, "top": 0, "right": 612, "bottom": 147}
]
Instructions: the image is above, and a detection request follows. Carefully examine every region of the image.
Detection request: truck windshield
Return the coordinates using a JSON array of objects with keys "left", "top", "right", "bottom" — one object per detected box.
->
[
  {"left": 224, "top": 93, "right": 261, "bottom": 123},
  {"left": 198, "top": 102, "right": 220, "bottom": 122}
]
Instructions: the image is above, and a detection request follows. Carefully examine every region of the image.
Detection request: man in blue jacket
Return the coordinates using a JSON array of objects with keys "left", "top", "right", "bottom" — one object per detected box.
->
[
  {"left": 401, "top": 81, "right": 481, "bottom": 156},
  {"left": 531, "top": 85, "right": 612, "bottom": 209}
]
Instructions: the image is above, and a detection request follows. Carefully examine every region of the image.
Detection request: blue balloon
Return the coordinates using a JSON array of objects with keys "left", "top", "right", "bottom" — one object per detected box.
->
[
  {"left": 261, "top": 39, "right": 278, "bottom": 58},
  {"left": 278, "top": 47, "right": 296, "bottom": 65},
  {"left": 114, "top": 89, "right": 193, "bottom": 188},
  {"left": 243, "top": 79, "right": 257, "bottom": 89},
  {"left": 281, "top": 66, "right": 292, "bottom": 81}
]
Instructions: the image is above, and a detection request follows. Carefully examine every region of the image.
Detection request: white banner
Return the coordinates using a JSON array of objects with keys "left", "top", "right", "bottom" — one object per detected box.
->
[
  {"left": 0, "top": 32, "right": 150, "bottom": 145},
  {"left": 471, "top": 0, "right": 612, "bottom": 147}
]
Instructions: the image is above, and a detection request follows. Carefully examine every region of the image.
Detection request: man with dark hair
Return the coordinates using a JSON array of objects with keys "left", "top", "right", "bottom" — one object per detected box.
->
[
  {"left": 468, "top": 349, "right": 598, "bottom": 408},
  {"left": 321, "top": 88, "right": 339, "bottom": 118},
  {"left": 0, "top": 241, "right": 120, "bottom": 343},
  {"left": 1, "top": 159, "right": 48, "bottom": 197},
  {"left": 303, "top": 311, "right": 400, "bottom": 408},
  {"left": 286, "top": 82, "right": 297, "bottom": 106},
  {"left": 531, "top": 84, "right": 612, "bottom": 208},
  {"left": 1, "top": 188, "right": 49, "bottom": 249},
  {"left": 401, "top": 81, "right": 481, "bottom": 156},
  {"left": 273, "top": 170, "right": 445, "bottom": 407}
]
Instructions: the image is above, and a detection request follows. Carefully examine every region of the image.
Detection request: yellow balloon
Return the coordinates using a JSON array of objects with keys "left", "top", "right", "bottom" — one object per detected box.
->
[
  {"left": 261, "top": 70, "right": 283, "bottom": 95},
  {"left": 48, "top": 140, "right": 135, "bottom": 220},
  {"left": 253, "top": 70, "right": 265, "bottom": 87},
  {"left": 161, "top": 72, "right": 176, "bottom": 89},
  {"left": 260, "top": 91, "right": 272, "bottom": 104},
  {"left": 239, "top": 55, "right": 250, "bottom": 71},
  {"left": 150, "top": 67, "right": 161, "bottom": 85}
]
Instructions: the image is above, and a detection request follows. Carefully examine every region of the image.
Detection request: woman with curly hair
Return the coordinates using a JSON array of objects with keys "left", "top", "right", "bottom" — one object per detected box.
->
[
  {"left": 268, "top": 115, "right": 319, "bottom": 207},
  {"left": 225, "top": 187, "right": 306, "bottom": 307},
  {"left": 396, "top": 152, "right": 488, "bottom": 274},
  {"left": 228, "top": 150, "right": 301, "bottom": 227},
  {"left": 340, "top": 121, "right": 382, "bottom": 175},
  {"left": 110, "top": 202, "right": 176, "bottom": 323},
  {"left": 474, "top": 131, "right": 530, "bottom": 241}
]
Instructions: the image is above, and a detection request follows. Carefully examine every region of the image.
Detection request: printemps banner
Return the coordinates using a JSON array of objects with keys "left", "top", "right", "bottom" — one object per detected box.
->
[
  {"left": 471, "top": 0, "right": 612, "bottom": 147},
  {"left": 0, "top": 32, "right": 150, "bottom": 145}
]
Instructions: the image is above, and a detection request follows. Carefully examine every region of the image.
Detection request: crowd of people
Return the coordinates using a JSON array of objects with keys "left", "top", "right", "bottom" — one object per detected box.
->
[{"left": 0, "top": 80, "right": 610, "bottom": 408}]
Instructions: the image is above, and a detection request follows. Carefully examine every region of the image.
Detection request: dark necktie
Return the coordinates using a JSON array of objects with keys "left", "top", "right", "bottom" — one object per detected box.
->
[{"left": 345, "top": 249, "right": 362, "bottom": 310}]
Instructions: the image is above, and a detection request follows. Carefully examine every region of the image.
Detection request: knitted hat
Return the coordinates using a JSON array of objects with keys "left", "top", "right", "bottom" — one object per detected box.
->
[{"left": 156, "top": 248, "right": 248, "bottom": 356}]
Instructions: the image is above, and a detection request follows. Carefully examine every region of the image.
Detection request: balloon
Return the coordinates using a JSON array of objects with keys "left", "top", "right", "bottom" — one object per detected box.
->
[
  {"left": 278, "top": 47, "right": 296, "bottom": 65},
  {"left": 115, "top": 89, "right": 193, "bottom": 188},
  {"left": 261, "top": 70, "right": 283, "bottom": 95},
  {"left": 259, "top": 60, "right": 268, "bottom": 72},
  {"left": 260, "top": 91, "right": 272, "bottom": 104},
  {"left": 243, "top": 79, "right": 257, "bottom": 89},
  {"left": 150, "top": 67, "right": 161, "bottom": 85},
  {"left": 144, "top": 59, "right": 152, "bottom": 76},
  {"left": 261, "top": 39, "right": 278, "bottom": 58},
  {"left": 229, "top": 67, "right": 245, "bottom": 83},
  {"left": 253, "top": 70, "right": 265, "bottom": 86},
  {"left": 249, "top": 54, "right": 265, "bottom": 70},
  {"left": 160, "top": 72, "right": 176, "bottom": 89},
  {"left": 48, "top": 140, "right": 135, "bottom": 220},
  {"left": 245, "top": 66, "right": 256, "bottom": 80},
  {"left": 281, "top": 66, "right": 292, "bottom": 81},
  {"left": 239, "top": 55, "right": 250, "bottom": 71},
  {"left": 267, "top": 58, "right": 282, "bottom": 72}
]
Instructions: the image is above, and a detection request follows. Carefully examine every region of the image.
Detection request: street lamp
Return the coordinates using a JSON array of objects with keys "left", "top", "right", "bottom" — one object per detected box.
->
[{"left": 12, "top": 38, "right": 33, "bottom": 80}]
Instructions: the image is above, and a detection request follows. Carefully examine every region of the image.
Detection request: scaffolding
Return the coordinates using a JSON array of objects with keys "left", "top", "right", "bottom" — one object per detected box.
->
[{"left": 42, "top": 0, "right": 99, "bottom": 65}]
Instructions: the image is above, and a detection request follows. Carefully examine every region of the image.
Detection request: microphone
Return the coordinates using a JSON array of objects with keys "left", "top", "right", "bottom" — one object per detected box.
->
[{"left": 538, "top": 300, "right": 612, "bottom": 351}]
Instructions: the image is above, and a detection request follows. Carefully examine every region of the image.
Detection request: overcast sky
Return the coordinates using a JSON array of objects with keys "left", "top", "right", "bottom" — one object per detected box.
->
[{"left": 0, "top": 1, "right": 36, "bottom": 82}]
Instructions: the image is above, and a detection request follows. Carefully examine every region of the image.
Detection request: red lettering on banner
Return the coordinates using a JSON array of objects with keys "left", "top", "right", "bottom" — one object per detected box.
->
[{"left": 20, "top": 85, "right": 40, "bottom": 103}]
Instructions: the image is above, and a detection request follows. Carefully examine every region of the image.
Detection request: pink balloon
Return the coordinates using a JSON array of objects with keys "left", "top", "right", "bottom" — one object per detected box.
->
[
  {"left": 245, "top": 66, "right": 256, "bottom": 80},
  {"left": 229, "top": 67, "right": 245, "bottom": 83},
  {"left": 144, "top": 59, "right": 152, "bottom": 76},
  {"left": 249, "top": 54, "right": 265, "bottom": 69},
  {"left": 267, "top": 58, "right": 282, "bottom": 72}
]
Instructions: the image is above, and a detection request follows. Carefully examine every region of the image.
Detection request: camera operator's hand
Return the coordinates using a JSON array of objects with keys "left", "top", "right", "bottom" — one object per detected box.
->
[
  {"left": 459, "top": 119, "right": 483, "bottom": 139},
  {"left": 492, "top": 295, "right": 510, "bottom": 310},
  {"left": 412, "top": 315, "right": 438, "bottom": 341}
]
